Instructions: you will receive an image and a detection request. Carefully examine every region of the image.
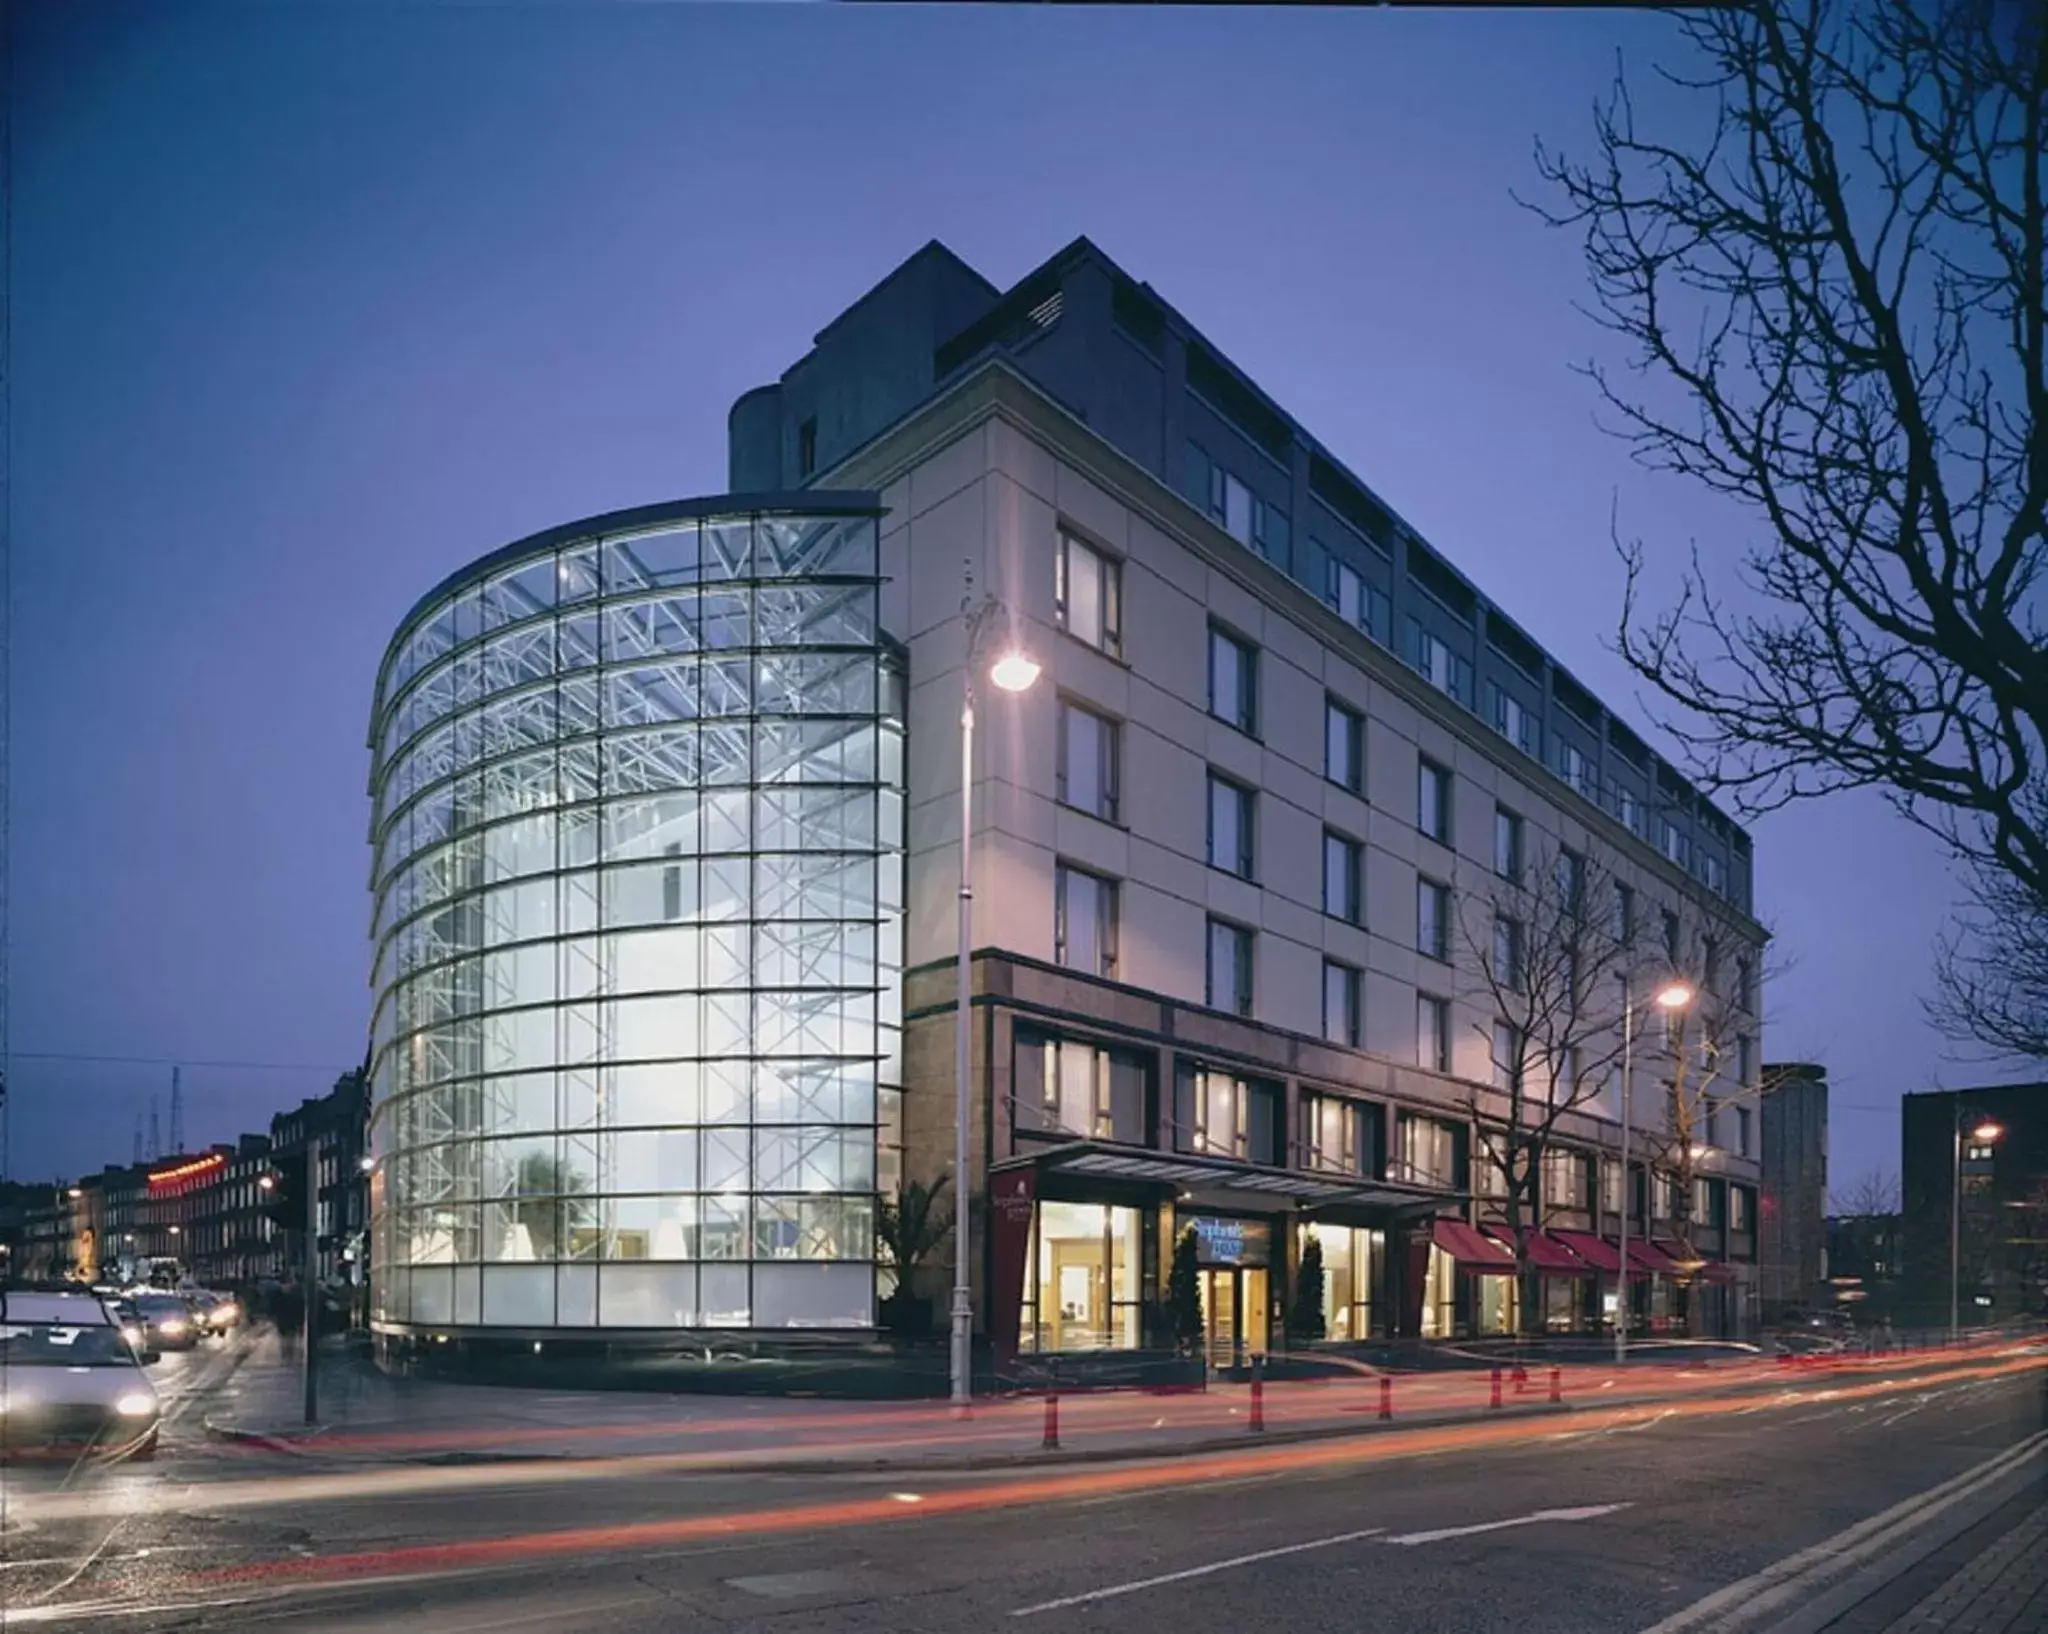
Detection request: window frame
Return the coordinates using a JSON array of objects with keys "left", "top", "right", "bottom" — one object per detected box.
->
[
  {"left": 1054, "top": 530, "right": 1123, "bottom": 659},
  {"left": 1206, "top": 770, "right": 1257, "bottom": 880},
  {"left": 1205, "top": 917, "right": 1255, "bottom": 1017},
  {"left": 1053, "top": 861, "right": 1119, "bottom": 980},
  {"left": 1322, "top": 959, "right": 1362, "bottom": 1048},
  {"left": 1322, "top": 828, "right": 1364, "bottom": 925},
  {"left": 1055, "top": 697, "right": 1122, "bottom": 824},
  {"left": 1416, "top": 992, "right": 1451, "bottom": 1074},
  {"left": 1417, "top": 757, "right": 1452, "bottom": 844},
  {"left": 1324, "top": 695, "right": 1364, "bottom": 794},
  {"left": 1493, "top": 804, "right": 1525, "bottom": 882},
  {"left": 1207, "top": 623, "right": 1259, "bottom": 735},
  {"left": 1417, "top": 875, "right": 1451, "bottom": 963}
]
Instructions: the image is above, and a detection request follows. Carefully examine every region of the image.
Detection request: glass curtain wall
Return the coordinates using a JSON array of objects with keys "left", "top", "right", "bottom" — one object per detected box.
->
[{"left": 366, "top": 502, "right": 903, "bottom": 1332}]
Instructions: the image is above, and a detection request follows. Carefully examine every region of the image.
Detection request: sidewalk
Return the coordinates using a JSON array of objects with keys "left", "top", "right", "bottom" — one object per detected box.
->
[
  {"left": 1872, "top": 1497, "right": 2048, "bottom": 1634},
  {"left": 201, "top": 1327, "right": 2041, "bottom": 1476}
]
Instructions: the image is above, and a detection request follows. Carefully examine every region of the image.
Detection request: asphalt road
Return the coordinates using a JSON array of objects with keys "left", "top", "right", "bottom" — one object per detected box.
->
[{"left": 1, "top": 1338, "right": 2043, "bottom": 1632}]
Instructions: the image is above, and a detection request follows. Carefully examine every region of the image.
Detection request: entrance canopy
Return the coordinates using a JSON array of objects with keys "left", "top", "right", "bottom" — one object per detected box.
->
[{"left": 993, "top": 1140, "right": 1461, "bottom": 1216}]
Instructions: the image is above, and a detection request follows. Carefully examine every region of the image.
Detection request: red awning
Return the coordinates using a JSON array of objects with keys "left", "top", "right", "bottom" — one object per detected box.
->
[
  {"left": 1480, "top": 1224, "right": 1592, "bottom": 1275},
  {"left": 1625, "top": 1239, "right": 1680, "bottom": 1274},
  {"left": 1432, "top": 1218, "right": 1516, "bottom": 1273},
  {"left": 1552, "top": 1230, "right": 1623, "bottom": 1273}
]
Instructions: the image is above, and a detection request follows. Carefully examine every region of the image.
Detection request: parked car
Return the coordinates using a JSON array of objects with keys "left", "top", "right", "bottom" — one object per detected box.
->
[
  {"left": 0, "top": 1290, "right": 162, "bottom": 1461},
  {"left": 132, "top": 1291, "right": 202, "bottom": 1352}
]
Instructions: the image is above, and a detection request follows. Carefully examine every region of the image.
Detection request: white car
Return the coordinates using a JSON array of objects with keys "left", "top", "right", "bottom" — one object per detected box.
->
[{"left": 0, "top": 1290, "right": 162, "bottom": 1462}]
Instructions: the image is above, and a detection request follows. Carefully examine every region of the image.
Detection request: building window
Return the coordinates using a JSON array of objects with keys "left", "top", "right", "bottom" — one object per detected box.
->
[
  {"left": 1416, "top": 993, "right": 1451, "bottom": 1073},
  {"left": 1735, "top": 1106, "right": 1753, "bottom": 1159},
  {"left": 1543, "top": 1148, "right": 1585, "bottom": 1210},
  {"left": 1616, "top": 884, "right": 1635, "bottom": 946},
  {"left": 1399, "top": 1115, "right": 1458, "bottom": 1188},
  {"left": 1730, "top": 1186, "right": 1750, "bottom": 1231},
  {"left": 1662, "top": 907, "right": 1681, "bottom": 962},
  {"left": 1324, "top": 697, "right": 1364, "bottom": 793},
  {"left": 1322, "top": 960, "right": 1361, "bottom": 1047},
  {"left": 1557, "top": 739, "right": 1593, "bottom": 799},
  {"left": 1556, "top": 849, "right": 1585, "bottom": 916},
  {"left": 1493, "top": 914, "right": 1524, "bottom": 989},
  {"left": 1322, "top": 830, "right": 1363, "bottom": 924},
  {"left": 1020, "top": 1199, "right": 1142, "bottom": 1353},
  {"left": 1303, "top": 1094, "right": 1363, "bottom": 1175},
  {"left": 1326, "top": 559, "right": 1389, "bottom": 643},
  {"left": 1055, "top": 531, "right": 1122, "bottom": 659},
  {"left": 1206, "top": 918, "right": 1254, "bottom": 1017},
  {"left": 1207, "top": 772, "right": 1256, "bottom": 878},
  {"left": 1054, "top": 864, "right": 1118, "bottom": 979},
  {"left": 1494, "top": 805, "right": 1524, "bottom": 881},
  {"left": 1662, "top": 818, "right": 1690, "bottom": 869},
  {"left": 1490, "top": 684, "right": 1540, "bottom": 757},
  {"left": 1602, "top": 1158, "right": 1624, "bottom": 1214},
  {"left": 1474, "top": 1146, "right": 1509, "bottom": 1200},
  {"left": 1208, "top": 625, "right": 1258, "bottom": 734},
  {"left": 797, "top": 417, "right": 817, "bottom": 479},
  {"left": 1701, "top": 851, "right": 1727, "bottom": 894},
  {"left": 1407, "top": 619, "right": 1472, "bottom": 706},
  {"left": 1417, "top": 877, "right": 1451, "bottom": 962},
  {"left": 1615, "top": 785, "right": 1642, "bottom": 835},
  {"left": 1176, "top": 1064, "right": 1277, "bottom": 1162},
  {"left": 1014, "top": 1032, "right": 1149, "bottom": 1141},
  {"left": 1418, "top": 758, "right": 1452, "bottom": 844},
  {"left": 1057, "top": 699, "right": 1120, "bottom": 822},
  {"left": 1492, "top": 1020, "right": 1524, "bottom": 1091}
]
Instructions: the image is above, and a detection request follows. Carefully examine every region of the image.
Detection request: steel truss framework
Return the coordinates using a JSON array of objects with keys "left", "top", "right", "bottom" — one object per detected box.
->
[{"left": 365, "top": 500, "right": 904, "bottom": 1334}]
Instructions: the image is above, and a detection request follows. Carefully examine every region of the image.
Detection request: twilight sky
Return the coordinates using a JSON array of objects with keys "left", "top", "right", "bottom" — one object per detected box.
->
[{"left": 9, "top": 1, "right": 2002, "bottom": 1190}]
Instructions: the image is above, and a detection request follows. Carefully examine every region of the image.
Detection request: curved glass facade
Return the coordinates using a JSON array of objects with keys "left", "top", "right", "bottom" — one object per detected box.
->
[{"left": 365, "top": 499, "right": 902, "bottom": 1334}]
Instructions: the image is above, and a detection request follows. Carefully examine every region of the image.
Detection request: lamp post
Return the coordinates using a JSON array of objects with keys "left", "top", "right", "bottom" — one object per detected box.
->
[
  {"left": 1949, "top": 1105, "right": 2003, "bottom": 1342},
  {"left": 952, "top": 586, "right": 1040, "bottom": 1411},
  {"left": 1616, "top": 976, "right": 1694, "bottom": 1365}
]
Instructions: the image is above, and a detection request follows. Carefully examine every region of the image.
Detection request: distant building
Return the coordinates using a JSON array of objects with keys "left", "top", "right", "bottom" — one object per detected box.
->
[
  {"left": 1759, "top": 1062, "right": 1828, "bottom": 1321},
  {"left": 1900, "top": 1083, "right": 2048, "bottom": 1327},
  {"left": 1824, "top": 1211, "right": 1902, "bottom": 1324}
]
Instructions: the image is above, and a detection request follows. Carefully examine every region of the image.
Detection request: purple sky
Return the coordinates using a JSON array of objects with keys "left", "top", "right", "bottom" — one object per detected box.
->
[{"left": 10, "top": 2, "right": 2002, "bottom": 1192}]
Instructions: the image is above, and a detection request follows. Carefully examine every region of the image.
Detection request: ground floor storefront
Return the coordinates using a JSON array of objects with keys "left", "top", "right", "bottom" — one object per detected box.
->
[{"left": 988, "top": 1146, "right": 1753, "bottom": 1367}]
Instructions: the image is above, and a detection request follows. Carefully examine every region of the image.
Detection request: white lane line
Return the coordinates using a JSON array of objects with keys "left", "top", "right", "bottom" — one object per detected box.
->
[
  {"left": 1010, "top": 1527, "right": 1387, "bottom": 1616},
  {"left": 1384, "top": 1503, "right": 1632, "bottom": 1547},
  {"left": 1635, "top": 1429, "right": 2048, "bottom": 1634}
]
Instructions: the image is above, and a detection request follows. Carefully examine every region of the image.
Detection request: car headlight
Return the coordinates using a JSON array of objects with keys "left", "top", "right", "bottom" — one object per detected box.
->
[
  {"left": 159, "top": 1318, "right": 188, "bottom": 1334},
  {"left": 121, "top": 1325, "right": 144, "bottom": 1346},
  {"left": 212, "top": 1304, "right": 240, "bottom": 1324},
  {"left": 115, "top": 1393, "right": 157, "bottom": 1418}
]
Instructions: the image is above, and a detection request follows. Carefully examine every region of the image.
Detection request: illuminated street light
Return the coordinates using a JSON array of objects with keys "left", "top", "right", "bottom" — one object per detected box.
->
[
  {"left": 1654, "top": 982, "right": 1695, "bottom": 1010},
  {"left": 989, "top": 649, "right": 1041, "bottom": 694},
  {"left": 1971, "top": 1120, "right": 2004, "bottom": 1143}
]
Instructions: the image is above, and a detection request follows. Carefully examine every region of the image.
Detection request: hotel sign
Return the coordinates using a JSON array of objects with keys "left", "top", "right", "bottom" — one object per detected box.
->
[{"left": 1187, "top": 1214, "right": 1271, "bottom": 1267}]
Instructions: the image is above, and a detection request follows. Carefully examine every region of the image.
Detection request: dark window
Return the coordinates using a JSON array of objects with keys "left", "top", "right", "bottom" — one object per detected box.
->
[
  {"left": 1418, "top": 758, "right": 1452, "bottom": 844},
  {"left": 1055, "top": 532, "right": 1122, "bottom": 658},
  {"left": 1206, "top": 918, "right": 1254, "bottom": 1017},
  {"left": 797, "top": 418, "right": 817, "bottom": 479},
  {"left": 1323, "top": 830, "right": 1363, "bottom": 924},
  {"left": 1057, "top": 700, "right": 1121, "bottom": 822},
  {"left": 1417, "top": 877, "right": 1451, "bottom": 962},
  {"left": 1207, "top": 773, "right": 1256, "bottom": 879},
  {"left": 1325, "top": 697, "right": 1364, "bottom": 793},
  {"left": 1322, "top": 961, "right": 1362, "bottom": 1048},
  {"left": 1208, "top": 625, "right": 1258, "bottom": 734}
]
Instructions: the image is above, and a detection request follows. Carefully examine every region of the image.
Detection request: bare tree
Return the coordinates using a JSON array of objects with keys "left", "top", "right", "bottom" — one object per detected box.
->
[
  {"left": 1534, "top": 3, "right": 2048, "bottom": 969},
  {"left": 1831, "top": 1168, "right": 1902, "bottom": 1217},
  {"left": 1929, "top": 863, "right": 2048, "bottom": 1065},
  {"left": 1459, "top": 842, "right": 1634, "bottom": 1336},
  {"left": 1630, "top": 903, "right": 1785, "bottom": 1331}
]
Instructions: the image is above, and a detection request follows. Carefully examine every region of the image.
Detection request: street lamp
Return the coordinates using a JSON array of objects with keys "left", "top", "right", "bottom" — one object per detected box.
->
[
  {"left": 952, "top": 586, "right": 1039, "bottom": 1412},
  {"left": 1616, "top": 976, "right": 1695, "bottom": 1364},
  {"left": 1950, "top": 1108, "right": 2004, "bottom": 1341}
]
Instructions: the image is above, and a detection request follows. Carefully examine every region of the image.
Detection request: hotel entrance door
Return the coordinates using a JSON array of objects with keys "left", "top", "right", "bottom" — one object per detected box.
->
[{"left": 1197, "top": 1266, "right": 1269, "bottom": 1368}]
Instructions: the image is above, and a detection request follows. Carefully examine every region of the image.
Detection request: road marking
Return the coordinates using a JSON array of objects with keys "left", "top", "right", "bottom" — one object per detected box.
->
[
  {"left": 1384, "top": 1503, "right": 1631, "bottom": 1547},
  {"left": 1010, "top": 1527, "right": 1387, "bottom": 1615},
  {"left": 1635, "top": 1430, "right": 2048, "bottom": 1633}
]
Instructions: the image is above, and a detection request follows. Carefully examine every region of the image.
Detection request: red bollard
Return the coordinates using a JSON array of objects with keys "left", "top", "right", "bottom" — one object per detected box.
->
[
  {"left": 1513, "top": 1363, "right": 1530, "bottom": 1394},
  {"left": 1249, "top": 1356, "right": 1266, "bottom": 1433},
  {"left": 1549, "top": 1365, "right": 1562, "bottom": 1404},
  {"left": 1378, "top": 1375, "right": 1393, "bottom": 1421},
  {"left": 1489, "top": 1366, "right": 1503, "bottom": 1409},
  {"left": 1041, "top": 1391, "right": 1060, "bottom": 1450}
]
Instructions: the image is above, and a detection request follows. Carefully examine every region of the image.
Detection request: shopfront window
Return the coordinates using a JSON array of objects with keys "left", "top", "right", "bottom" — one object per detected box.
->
[
  {"left": 1019, "top": 1201, "right": 1142, "bottom": 1353},
  {"left": 1476, "top": 1273, "right": 1519, "bottom": 1336},
  {"left": 1305, "top": 1224, "right": 1383, "bottom": 1340},
  {"left": 1544, "top": 1277, "right": 1582, "bottom": 1333},
  {"left": 1422, "top": 1243, "right": 1456, "bottom": 1339}
]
